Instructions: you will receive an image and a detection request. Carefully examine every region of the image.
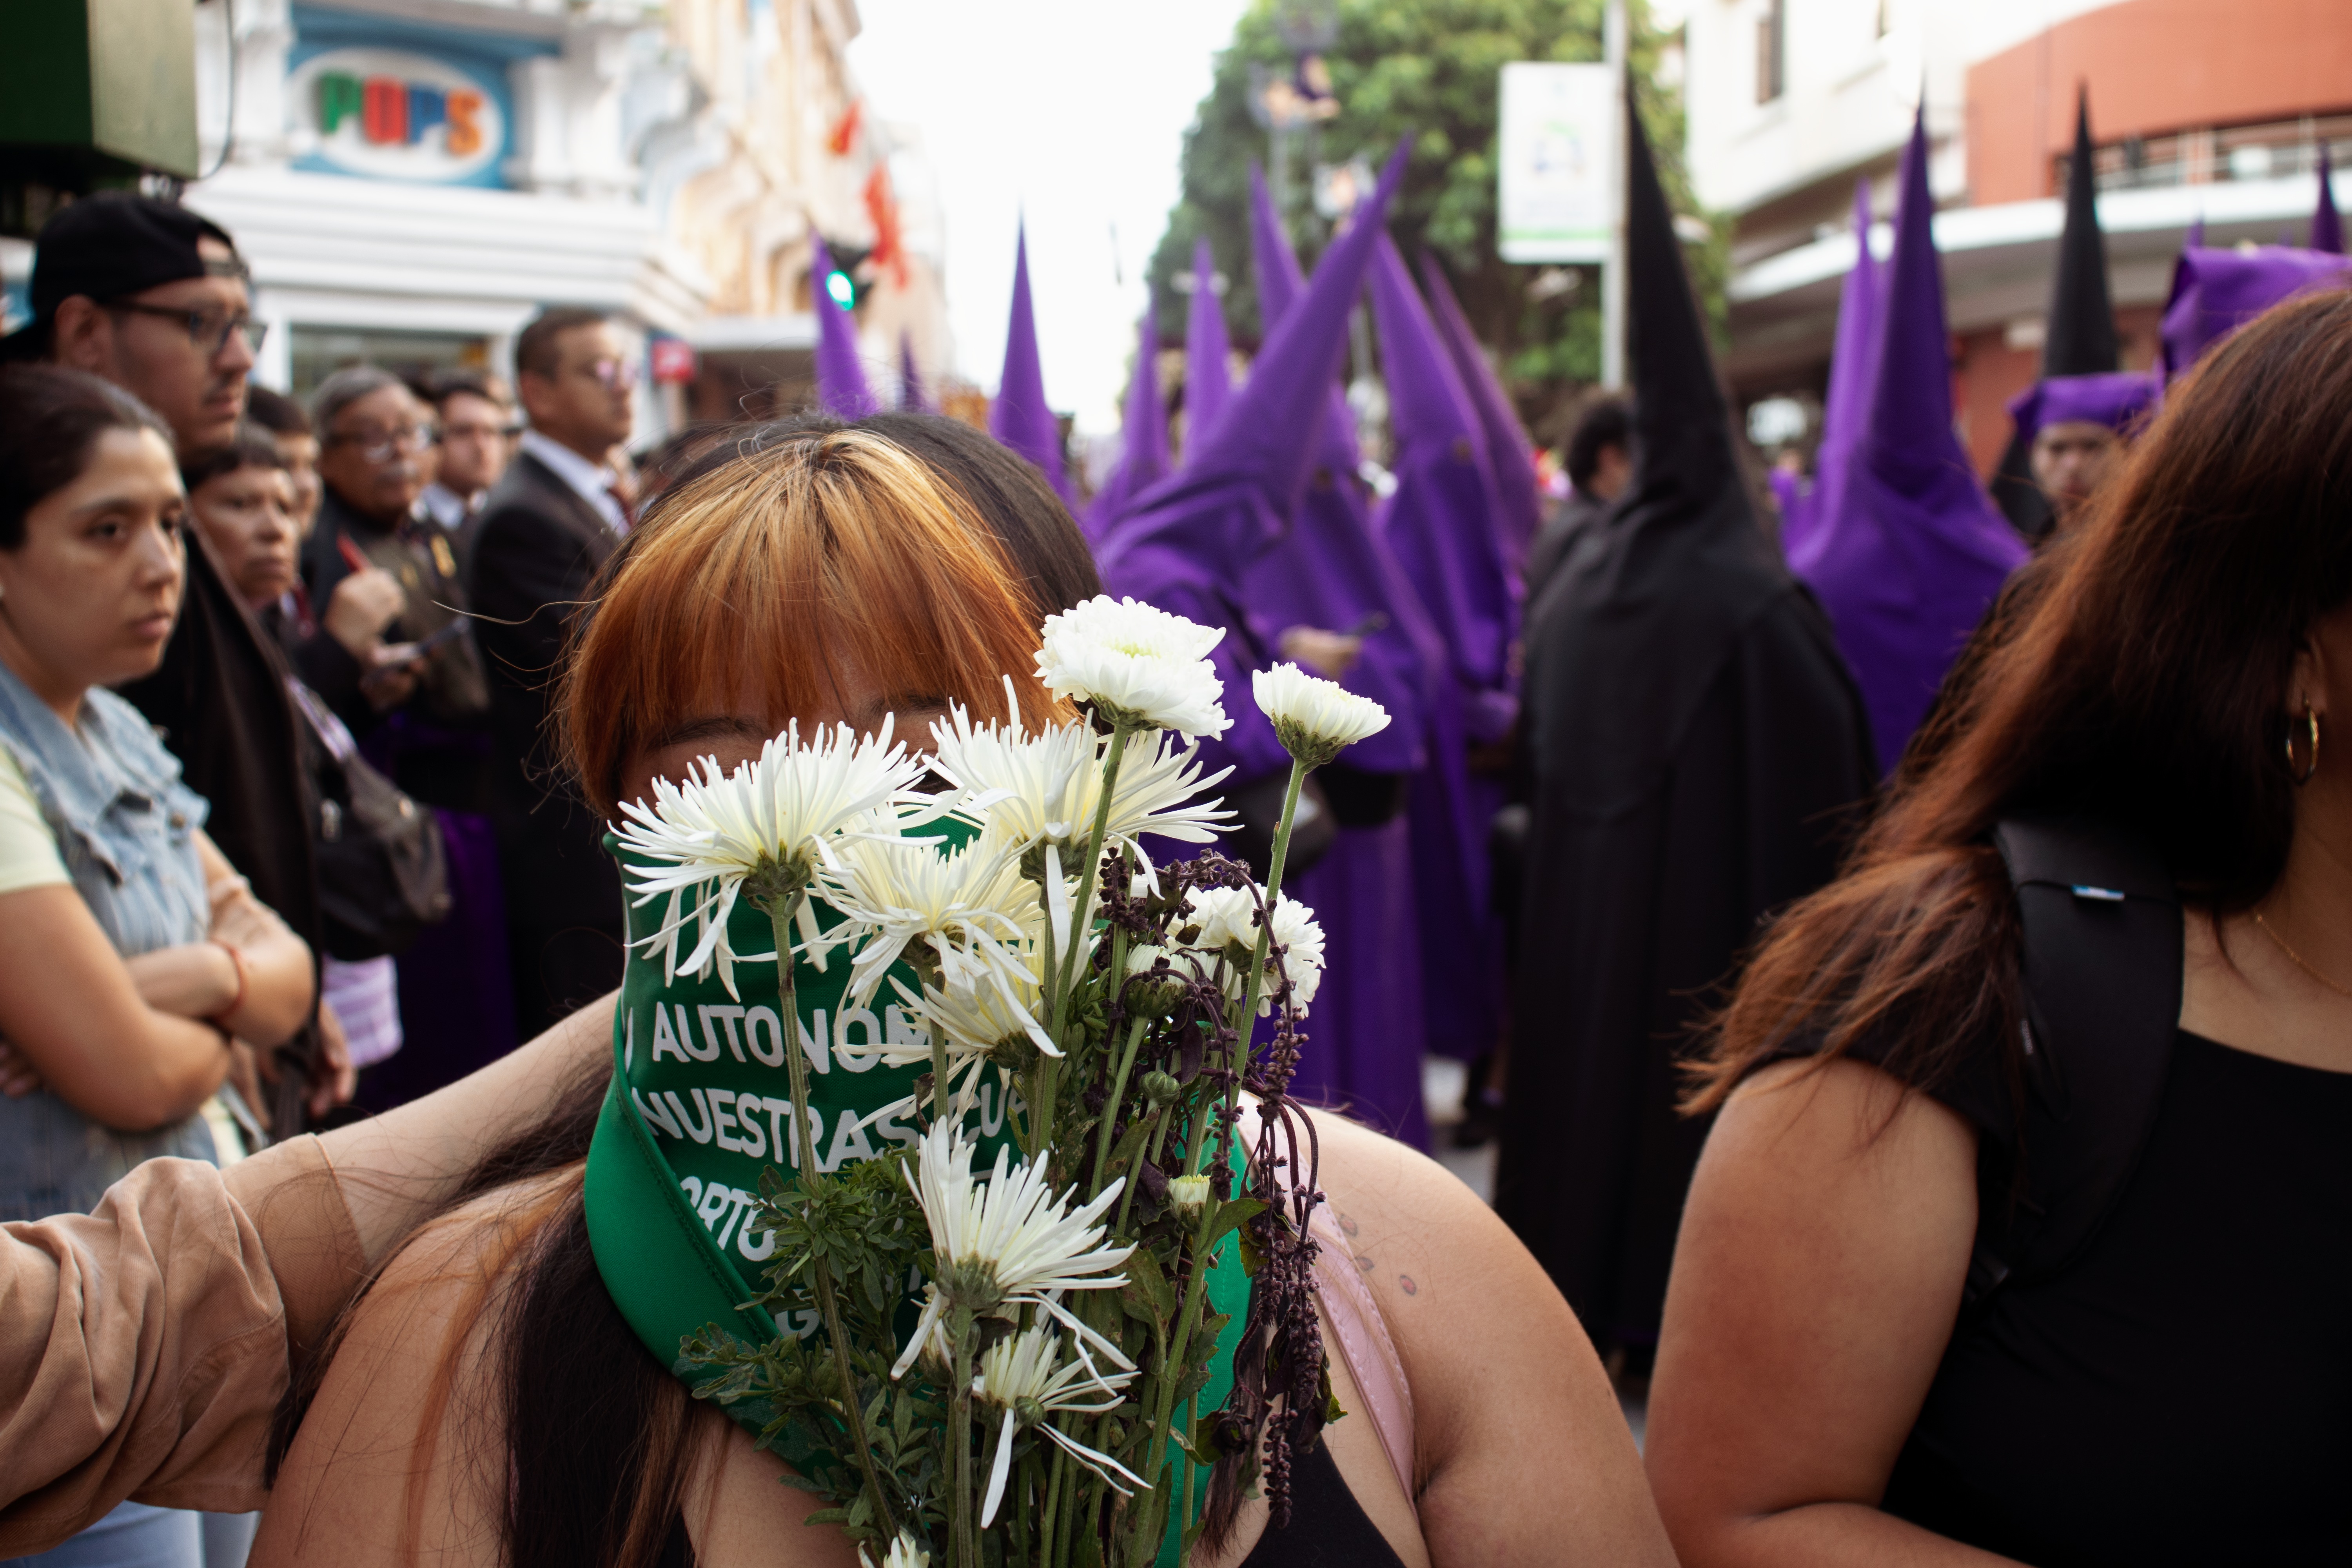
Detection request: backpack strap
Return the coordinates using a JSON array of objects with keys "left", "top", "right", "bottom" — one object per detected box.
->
[{"left": 1969, "top": 815, "right": 2183, "bottom": 1306}]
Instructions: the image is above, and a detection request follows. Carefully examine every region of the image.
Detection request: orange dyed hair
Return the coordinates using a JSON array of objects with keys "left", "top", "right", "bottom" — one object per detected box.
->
[{"left": 561, "top": 427, "right": 1070, "bottom": 817}]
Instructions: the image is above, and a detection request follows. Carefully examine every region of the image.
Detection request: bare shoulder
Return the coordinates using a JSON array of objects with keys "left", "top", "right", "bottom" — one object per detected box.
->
[
  {"left": 1290, "top": 1107, "right": 1676, "bottom": 1567},
  {"left": 249, "top": 1169, "right": 580, "bottom": 1568}
]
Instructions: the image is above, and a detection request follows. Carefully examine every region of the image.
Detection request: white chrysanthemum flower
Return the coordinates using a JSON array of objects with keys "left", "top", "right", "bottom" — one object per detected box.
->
[
  {"left": 927, "top": 683, "right": 1235, "bottom": 886},
  {"left": 858, "top": 1533, "right": 931, "bottom": 1568},
  {"left": 613, "top": 719, "right": 930, "bottom": 997},
  {"left": 893, "top": 1122, "right": 1133, "bottom": 1381},
  {"left": 972, "top": 1325, "right": 1143, "bottom": 1526},
  {"left": 1033, "top": 595, "right": 1231, "bottom": 737},
  {"left": 817, "top": 815, "right": 1042, "bottom": 1028},
  {"left": 1180, "top": 886, "right": 1328, "bottom": 1014},
  {"left": 1167, "top": 1172, "right": 1212, "bottom": 1220},
  {"left": 1252, "top": 661, "right": 1392, "bottom": 768}
]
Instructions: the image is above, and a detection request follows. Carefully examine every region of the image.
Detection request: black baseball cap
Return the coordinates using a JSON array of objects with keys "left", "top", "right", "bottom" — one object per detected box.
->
[{"left": 1, "top": 194, "right": 243, "bottom": 361}]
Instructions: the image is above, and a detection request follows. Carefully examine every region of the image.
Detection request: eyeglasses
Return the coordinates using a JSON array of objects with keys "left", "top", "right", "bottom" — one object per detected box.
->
[
  {"left": 437, "top": 421, "right": 518, "bottom": 444},
  {"left": 326, "top": 424, "right": 435, "bottom": 463},
  {"left": 105, "top": 301, "right": 267, "bottom": 358},
  {"left": 579, "top": 356, "right": 640, "bottom": 392}
]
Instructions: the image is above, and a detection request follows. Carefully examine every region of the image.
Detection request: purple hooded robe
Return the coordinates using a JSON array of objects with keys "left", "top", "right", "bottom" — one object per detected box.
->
[
  {"left": 1789, "top": 108, "right": 2026, "bottom": 773},
  {"left": 1236, "top": 164, "right": 1438, "bottom": 1149}
]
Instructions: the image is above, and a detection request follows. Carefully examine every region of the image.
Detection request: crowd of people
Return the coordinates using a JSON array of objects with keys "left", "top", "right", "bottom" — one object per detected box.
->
[{"left": 0, "top": 80, "right": 2345, "bottom": 1568}]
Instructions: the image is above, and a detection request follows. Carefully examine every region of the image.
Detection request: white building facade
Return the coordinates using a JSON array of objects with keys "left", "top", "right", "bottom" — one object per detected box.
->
[
  {"left": 1677, "top": 0, "right": 2352, "bottom": 471},
  {"left": 171, "top": 0, "right": 947, "bottom": 435}
]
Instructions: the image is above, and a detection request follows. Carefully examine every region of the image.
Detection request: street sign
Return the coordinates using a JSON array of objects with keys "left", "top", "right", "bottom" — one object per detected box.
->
[{"left": 1498, "top": 62, "right": 1617, "bottom": 265}]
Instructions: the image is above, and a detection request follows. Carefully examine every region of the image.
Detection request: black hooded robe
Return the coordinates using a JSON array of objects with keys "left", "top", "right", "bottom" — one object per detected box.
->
[{"left": 1493, "top": 95, "right": 1878, "bottom": 1357}]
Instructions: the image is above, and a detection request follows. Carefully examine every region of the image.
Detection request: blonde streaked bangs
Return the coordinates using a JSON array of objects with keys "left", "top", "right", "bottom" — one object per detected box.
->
[{"left": 561, "top": 427, "right": 1071, "bottom": 817}]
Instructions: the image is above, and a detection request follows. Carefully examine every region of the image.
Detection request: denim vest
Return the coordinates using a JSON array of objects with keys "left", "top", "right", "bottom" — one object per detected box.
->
[{"left": 0, "top": 662, "right": 217, "bottom": 1222}]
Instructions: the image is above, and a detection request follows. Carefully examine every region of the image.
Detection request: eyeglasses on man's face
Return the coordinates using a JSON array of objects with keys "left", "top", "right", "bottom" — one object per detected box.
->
[
  {"left": 327, "top": 423, "right": 436, "bottom": 464},
  {"left": 575, "top": 356, "right": 640, "bottom": 393},
  {"left": 105, "top": 301, "right": 268, "bottom": 359}
]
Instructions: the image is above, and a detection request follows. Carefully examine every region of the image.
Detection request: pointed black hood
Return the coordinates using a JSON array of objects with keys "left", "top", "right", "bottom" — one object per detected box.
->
[
  {"left": 1521, "top": 87, "right": 1840, "bottom": 818},
  {"left": 1994, "top": 86, "right": 2120, "bottom": 535},
  {"left": 2045, "top": 86, "right": 2120, "bottom": 376}
]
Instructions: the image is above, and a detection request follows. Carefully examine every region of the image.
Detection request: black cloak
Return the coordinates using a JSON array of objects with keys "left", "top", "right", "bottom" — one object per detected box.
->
[{"left": 1493, "top": 93, "right": 1878, "bottom": 1356}]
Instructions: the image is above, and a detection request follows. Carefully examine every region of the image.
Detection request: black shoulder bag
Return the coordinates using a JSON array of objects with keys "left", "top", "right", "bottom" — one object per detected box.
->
[
  {"left": 292, "top": 682, "right": 452, "bottom": 961},
  {"left": 1967, "top": 815, "right": 2183, "bottom": 1308}
]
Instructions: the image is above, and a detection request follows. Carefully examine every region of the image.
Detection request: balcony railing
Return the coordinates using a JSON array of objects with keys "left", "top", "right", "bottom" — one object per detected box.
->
[{"left": 2057, "top": 113, "right": 2352, "bottom": 193}]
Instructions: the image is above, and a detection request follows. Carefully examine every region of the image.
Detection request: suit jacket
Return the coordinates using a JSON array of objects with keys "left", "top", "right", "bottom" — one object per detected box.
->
[{"left": 464, "top": 450, "right": 623, "bottom": 936}]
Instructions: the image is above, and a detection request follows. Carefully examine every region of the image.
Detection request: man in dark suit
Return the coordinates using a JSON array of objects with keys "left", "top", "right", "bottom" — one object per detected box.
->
[{"left": 467, "top": 307, "right": 636, "bottom": 1038}]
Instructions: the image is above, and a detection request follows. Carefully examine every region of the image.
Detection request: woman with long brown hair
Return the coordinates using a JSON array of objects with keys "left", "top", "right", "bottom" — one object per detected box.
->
[
  {"left": 1646, "top": 287, "right": 2352, "bottom": 1565},
  {"left": 249, "top": 416, "right": 1670, "bottom": 1568}
]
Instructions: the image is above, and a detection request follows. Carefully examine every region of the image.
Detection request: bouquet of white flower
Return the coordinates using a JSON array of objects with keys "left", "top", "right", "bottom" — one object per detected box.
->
[{"left": 613, "top": 596, "right": 1389, "bottom": 1568}]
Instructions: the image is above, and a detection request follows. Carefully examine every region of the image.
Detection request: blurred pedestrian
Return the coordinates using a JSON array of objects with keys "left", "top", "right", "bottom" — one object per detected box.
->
[
  {"left": 243, "top": 387, "right": 321, "bottom": 535},
  {"left": 1498, "top": 103, "right": 1875, "bottom": 1386},
  {"left": 303, "top": 366, "right": 490, "bottom": 782},
  {"left": 466, "top": 308, "right": 636, "bottom": 1039},
  {"left": 1649, "top": 281, "right": 2352, "bottom": 1568},
  {"left": 1525, "top": 396, "right": 1630, "bottom": 601},
  {"left": 416, "top": 369, "right": 514, "bottom": 544},
  {"left": 183, "top": 432, "right": 389, "bottom": 1110},
  {"left": 2009, "top": 370, "right": 2159, "bottom": 535},
  {"left": 0, "top": 196, "right": 329, "bottom": 1147},
  {"left": 304, "top": 368, "right": 508, "bottom": 1109},
  {"left": 0, "top": 364, "right": 315, "bottom": 1568}
]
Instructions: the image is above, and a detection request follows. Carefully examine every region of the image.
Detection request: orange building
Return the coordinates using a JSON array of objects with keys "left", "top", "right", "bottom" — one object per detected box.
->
[{"left": 1682, "top": 0, "right": 2352, "bottom": 476}]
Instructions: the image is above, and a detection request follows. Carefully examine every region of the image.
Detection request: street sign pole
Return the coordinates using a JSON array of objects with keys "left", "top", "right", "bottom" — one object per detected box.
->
[{"left": 1601, "top": 0, "right": 1628, "bottom": 390}]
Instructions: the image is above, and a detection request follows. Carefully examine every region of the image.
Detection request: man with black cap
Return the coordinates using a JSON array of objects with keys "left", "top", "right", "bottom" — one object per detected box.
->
[{"left": 6, "top": 194, "right": 335, "bottom": 1139}]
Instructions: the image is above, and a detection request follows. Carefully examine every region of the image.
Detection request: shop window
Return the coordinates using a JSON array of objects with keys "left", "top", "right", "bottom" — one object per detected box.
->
[
  {"left": 1756, "top": 0, "right": 1786, "bottom": 104},
  {"left": 289, "top": 327, "right": 491, "bottom": 401}
]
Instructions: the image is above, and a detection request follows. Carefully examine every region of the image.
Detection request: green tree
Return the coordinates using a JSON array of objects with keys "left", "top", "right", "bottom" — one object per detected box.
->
[{"left": 1147, "top": 0, "right": 1720, "bottom": 442}]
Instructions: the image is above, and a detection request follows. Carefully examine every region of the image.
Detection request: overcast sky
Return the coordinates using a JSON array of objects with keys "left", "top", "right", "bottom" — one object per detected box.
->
[{"left": 846, "top": 0, "right": 1252, "bottom": 433}]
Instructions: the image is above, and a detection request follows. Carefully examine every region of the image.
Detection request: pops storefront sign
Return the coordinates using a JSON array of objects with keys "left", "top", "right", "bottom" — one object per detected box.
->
[{"left": 289, "top": 47, "right": 508, "bottom": 184}]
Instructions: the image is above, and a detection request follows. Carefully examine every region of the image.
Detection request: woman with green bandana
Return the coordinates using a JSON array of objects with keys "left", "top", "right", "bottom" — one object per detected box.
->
[{"left": 252, "top": 416, "right": 1671, "bottom": 1568}]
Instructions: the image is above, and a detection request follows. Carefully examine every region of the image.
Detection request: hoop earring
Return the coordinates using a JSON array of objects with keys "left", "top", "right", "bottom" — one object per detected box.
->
[{"left": 2288, "top": 700, "right": 2321, "bottom": 785}]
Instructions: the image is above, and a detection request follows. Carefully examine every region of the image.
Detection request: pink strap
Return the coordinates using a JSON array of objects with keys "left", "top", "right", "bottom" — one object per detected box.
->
[{"left": 1234, "top": 1107, "right": 1417, "bottom": 1513}]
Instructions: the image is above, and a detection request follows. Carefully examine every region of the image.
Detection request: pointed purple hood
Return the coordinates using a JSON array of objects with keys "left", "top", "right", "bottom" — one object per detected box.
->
[
  {"left": 1419, "top": 255, "right": 1540, "bottom": 574},
  {"left": 897, "top": 329, "right": 932, "bottom": 413},
  {"left": 989, "top": 225, "right": 1073, "bottom": 505},
  {"left": 2317, "top": 146, "right": 2345, "bottom": 255},
  {"left": 1182, "top": 237, "right": 1232, "bottom": 459},
  {"left": 1791, "top": 107, "right": 2025, "bottom": 773},
  {"left": 1095, "top": 139, "right": 1413, "bottom": 786},
  {"left": 1239, "top": 165, "right": 1432, "bottom": 777},
  {"left": 1083, "top": 307, "right": 1169, "bottom": 541},
  {"left": 1250, "top": 163, "right": 1359, "bottom": 476},
  {"left": 811, "top": 236, "right": 878, "bottom": 419},
  {"left": 2160, "top": 242, "right": 2352, "bottom": 379},
  {"left": 1787, "top": 180, "right": 1885, "bottom": 559},
  {"left": 1367, "top": 231, "right": 1515, "bottom": 693}
]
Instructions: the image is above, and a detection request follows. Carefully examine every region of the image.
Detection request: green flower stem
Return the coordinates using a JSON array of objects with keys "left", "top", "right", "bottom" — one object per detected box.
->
[
  {"left": 1189, "top": 756, "right": 1306, "bottom": 1183},
  {"left": 764, "top": 893, "right": 897, "bottom": 1542},
  {"left": 927, "top": 1016, "right": 954, "bottom": 1131},
  {"left": 1051, "top": 1438, "right": 1081, "bottom": 1568},
  {"left": 1038, "top": 1445, "right": 1068, "bottom": 1568},
  {"left": 1091, "top": 1015, "right": 1150, "bottom": 1201},
  {"left": 949, "top": 1305, "right": 977, "bottom": 1568},
  {"left": 1051, "top": 721, "right": 1135, "bottom": 1031},
  {"left": 764, "top": 891, "right": 817, "bottom": 1188},
  {"left": 1130, "top": 1198, "right": 1221, "bottom": 1564},
  {"left": 1114, "top": 1103, "right": 1175, "bottom": 1238}
]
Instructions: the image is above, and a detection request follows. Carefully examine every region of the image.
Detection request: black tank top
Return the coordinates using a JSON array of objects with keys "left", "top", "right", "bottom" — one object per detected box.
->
[
  {"left": 657, "top": 1433, "right": 1407, "bottom": 1566},
  {"left": 1886, "top": 1029, "right": 2352, "bottom": 1564}
]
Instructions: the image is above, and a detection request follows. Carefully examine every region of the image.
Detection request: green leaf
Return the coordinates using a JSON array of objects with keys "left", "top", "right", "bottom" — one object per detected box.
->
[
  {"left": 1201, "top": 1195, "right": 1266, "bottom": 1252},
  {"left": 1121, "top": 1246, "right": 1178, "bottom": 1328}
]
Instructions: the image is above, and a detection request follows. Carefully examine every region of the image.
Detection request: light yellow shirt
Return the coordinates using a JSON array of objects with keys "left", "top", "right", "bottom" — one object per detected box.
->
[{"left": 0, "top": 748, "right": 70, "bottom": 897}]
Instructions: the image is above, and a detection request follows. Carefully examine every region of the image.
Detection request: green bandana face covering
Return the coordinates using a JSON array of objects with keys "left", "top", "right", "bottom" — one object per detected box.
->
[{"left": 581, "top": 830, "right": 1249, "bottom": 1563}]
